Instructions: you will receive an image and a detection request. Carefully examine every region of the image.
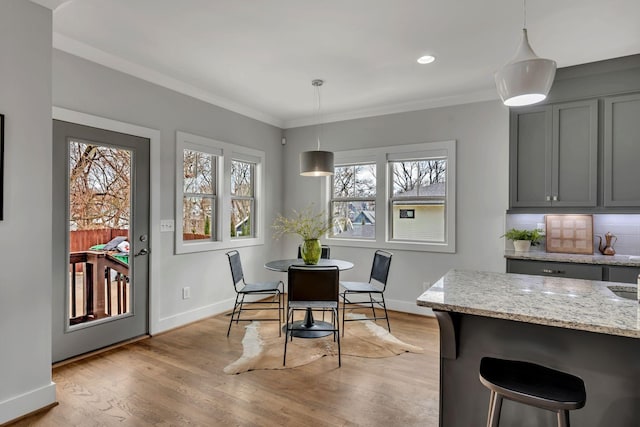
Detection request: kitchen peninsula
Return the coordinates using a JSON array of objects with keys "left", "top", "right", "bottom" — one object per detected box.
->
[{"left": 417, "top": 269, "right": 640, "bottom": 426}]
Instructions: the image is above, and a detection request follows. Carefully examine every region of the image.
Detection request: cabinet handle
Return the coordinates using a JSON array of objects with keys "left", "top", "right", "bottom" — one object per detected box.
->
[
  {"left": 552, "top": 195, "right": 558, "bottom": 201},
  {"left": 546, "top": 196, "right": 551, "bottom": 201},
  {"left": 542, "top": 268, "right": 565, "bottom": 274}
]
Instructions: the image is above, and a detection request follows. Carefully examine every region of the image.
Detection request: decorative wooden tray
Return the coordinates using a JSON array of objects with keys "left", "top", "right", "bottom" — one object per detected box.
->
[{"left": 545, "top": 214, "right": 594, "bottom": 255}]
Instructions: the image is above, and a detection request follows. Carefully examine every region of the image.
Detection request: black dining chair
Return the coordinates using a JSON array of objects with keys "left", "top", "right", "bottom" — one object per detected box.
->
[
  {"left": 340, "top": 250, "right": 392, "bottom": 335},
  {"left": 226, "top": 250, "right": 283, "bottom": 337},
  {"left": 284, "top": 265, "right": 341, "bottom": 367},
  {"left": 296, "top": 245, "right": 331, "bottom": 260}
]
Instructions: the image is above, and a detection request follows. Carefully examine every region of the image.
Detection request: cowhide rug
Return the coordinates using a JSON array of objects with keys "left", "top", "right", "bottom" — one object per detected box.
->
[{"left": 224, "top": 313, "right": 423, "bottom": 374}]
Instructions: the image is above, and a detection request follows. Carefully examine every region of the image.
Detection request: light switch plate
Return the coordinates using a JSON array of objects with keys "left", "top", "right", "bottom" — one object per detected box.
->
[{"left": 160, "top": 220, "right": 175, "bottom": 232}]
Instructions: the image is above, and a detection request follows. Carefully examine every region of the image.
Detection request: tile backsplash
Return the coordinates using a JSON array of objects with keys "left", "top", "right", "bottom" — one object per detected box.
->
[{"left": 505, "top": 214, "right": 640, "bottom": 255}]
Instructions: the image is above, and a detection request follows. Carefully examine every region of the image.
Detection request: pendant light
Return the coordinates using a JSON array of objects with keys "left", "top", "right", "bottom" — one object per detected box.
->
[
  {"left": 495, "top": 0, "right": 556, "bottom": 107},
  {"left": 300, "top": 79, "right": 334, "bottom": 176}
]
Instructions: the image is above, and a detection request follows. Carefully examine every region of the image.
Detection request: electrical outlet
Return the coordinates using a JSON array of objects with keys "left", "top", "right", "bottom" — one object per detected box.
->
[{"left": 182, "top": 287, "right": 191, "bottom": 299}]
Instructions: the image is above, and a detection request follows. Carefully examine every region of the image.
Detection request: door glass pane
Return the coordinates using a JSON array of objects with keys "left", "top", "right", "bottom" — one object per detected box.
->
[
  {"left": 182, "top": 196, "right": 213, "bottom": 240},
  {"left": 68, "top": 140, "right": 132, "bottom": 326}
]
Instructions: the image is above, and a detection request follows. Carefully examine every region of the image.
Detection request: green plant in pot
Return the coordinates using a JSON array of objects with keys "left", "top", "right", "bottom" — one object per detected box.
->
[
  {"left": 502, "top": 228, "right": 543, "bottom": 252},
  {"left": 273, "top": 205, "right": 332, "bottom": 264}
]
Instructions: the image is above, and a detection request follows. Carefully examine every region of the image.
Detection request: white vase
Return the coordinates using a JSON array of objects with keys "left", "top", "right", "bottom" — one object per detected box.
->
[{"left": 513, "top": 240, "right": 531, "bottom": 252}]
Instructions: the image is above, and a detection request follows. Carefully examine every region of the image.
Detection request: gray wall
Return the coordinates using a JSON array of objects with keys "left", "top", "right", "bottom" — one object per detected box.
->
[
  {"left": 52, "top": 49, "right": 286, "bottom": 333},
  {"left": 0, "top": 1, "right": 55, "bottom": 423},
  {"left": 283, "top": 101, "right": 510, "bottom": 313}
]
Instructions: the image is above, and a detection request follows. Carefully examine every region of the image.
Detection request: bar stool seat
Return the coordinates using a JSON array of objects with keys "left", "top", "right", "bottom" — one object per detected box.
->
[{"left": 479, "top": 357, "right": 586, "bottom": 427}]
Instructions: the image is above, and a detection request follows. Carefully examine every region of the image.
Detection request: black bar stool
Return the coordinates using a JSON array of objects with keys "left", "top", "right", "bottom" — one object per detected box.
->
[{"left": 479, "top": 357, "right": 586, "bottom": 427}]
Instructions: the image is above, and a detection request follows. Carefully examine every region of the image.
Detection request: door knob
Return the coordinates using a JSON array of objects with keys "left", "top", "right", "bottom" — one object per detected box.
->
[{"left": 135, "top": 248, "right": 149, "bottom": 257}]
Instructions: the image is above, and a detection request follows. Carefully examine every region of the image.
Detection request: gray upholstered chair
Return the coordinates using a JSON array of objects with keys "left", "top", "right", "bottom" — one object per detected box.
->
[
  {"left": 226, "top": 250, "right": 283, "bottom": 337},
  {"left": 340, "top": 250, "right": 392, "bottom": 335},
  {"left": 284, "top": 265, "right": 341, "bottom": 367}
]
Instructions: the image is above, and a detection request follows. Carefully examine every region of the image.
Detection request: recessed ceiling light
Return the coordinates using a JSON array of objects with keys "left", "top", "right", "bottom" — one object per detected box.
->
[{"left": 417, "top": 55, "right": 436, "bottom": 65}]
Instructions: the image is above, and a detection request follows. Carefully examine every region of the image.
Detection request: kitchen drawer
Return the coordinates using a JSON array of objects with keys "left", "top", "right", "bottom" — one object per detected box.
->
[
  {"left": 506, "top": 259, "right": 603, "bottom": 280},
  {"left": 607, "top": 266, "right": 640, "bottom": 284}
]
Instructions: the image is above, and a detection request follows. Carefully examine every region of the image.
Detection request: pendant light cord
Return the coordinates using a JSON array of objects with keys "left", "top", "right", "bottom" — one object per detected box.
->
[
  {"left": 523, "top": 0, "right": 527, "bottom": 30},
  {"left": 315, "top": 82, "right": 322, "bottom": 151}
]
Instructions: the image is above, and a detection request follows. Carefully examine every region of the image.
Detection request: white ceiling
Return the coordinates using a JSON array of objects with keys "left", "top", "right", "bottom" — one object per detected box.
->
[{"left": 38, "top": 0, "right": 640, "bottom": 128}]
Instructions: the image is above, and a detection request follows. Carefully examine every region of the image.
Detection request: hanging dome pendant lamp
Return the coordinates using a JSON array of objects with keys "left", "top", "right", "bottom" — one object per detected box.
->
[
  {"left": 300, "top": 79, "right": 334, "bottom": 176},
  {"left": 495, "top": 0, "right": 556, "bottom": 107}
]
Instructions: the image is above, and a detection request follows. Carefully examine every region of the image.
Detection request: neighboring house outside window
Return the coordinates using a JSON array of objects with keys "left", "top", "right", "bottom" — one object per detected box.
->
[
  {"left": 323, "top": 140, "right": 456, "bottom": 253},
  {"left": 176, "top": 131, "right": 265, "bottom": 254},
  {"left": 331, "top": 163, "right": 376, "bottom": 240}
]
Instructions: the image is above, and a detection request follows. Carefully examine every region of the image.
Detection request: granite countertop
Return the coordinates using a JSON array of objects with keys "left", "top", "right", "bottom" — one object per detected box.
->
[
  {"left": 417, "top": 269, "right": 640, "bottom": 339},
  {"left": 504, "top": 250, "right": 640, "bottom": 266}
]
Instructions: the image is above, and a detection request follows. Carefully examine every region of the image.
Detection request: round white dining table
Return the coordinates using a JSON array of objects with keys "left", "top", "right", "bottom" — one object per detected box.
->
[{"left": 264, "top": 258, "right": 354, "bottom": 338}]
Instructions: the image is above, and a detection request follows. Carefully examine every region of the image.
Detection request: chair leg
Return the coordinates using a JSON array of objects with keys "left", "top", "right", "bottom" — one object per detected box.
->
[
  {"left": 283, "top": 308, "right": 292, "bottom": 366},
  {"left": 368, "top": 292, "right": 376, "bottom": 319},
  {"left": 276, "top": 290, "right": 282, "bottom": 337},
  {"left": 341, "top": 291, "right": 347, "bottom": 336},
  {"left": 336, "top": 308, "right": 341, "bottom": 367},
  {"left": 557, "top": 410, "right": 570, "bottom": 427},
  {"left": 227, "top": 294, "right": 240, "bottom": 337},
  {"left": 380, "top": 293, "right": 390, "bottom": 333},
  {"left": 487, "top": 392, "right": 502, "bottom": 427}
]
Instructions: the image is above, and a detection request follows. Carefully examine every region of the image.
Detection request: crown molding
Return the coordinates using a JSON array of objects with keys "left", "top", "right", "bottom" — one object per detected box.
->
[
  {"left": 52, "top": 32, "right": 284, "bottom": 128},
  {"left": 283, "top": 88, "right": 500, "bottom": 129},
  {"left": 29, "top": 0, "right": 72, "bottom": 10}
]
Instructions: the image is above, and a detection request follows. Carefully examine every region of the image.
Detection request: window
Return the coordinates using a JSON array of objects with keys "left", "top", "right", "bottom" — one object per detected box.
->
[
  {"left": 182, "top": 148, "right": 216, "bottom": 241},
  {"left": 330, "top": 163, "right": 376, "bottom": 239},
  {"left": 176, "top": 131, "right": 264, "bottom": 254},
  {"left": 323, "top": 140, "right": 455, "bottom": 253},
  {"left": 230, "top": 160, "right": 255, "bottom": 238},
  {"left": 389, "top": 158, "right": 447, "bottom": 242}
]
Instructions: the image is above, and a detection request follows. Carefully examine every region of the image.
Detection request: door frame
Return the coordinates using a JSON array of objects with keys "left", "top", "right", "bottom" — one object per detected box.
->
[{"left": 52, "top": 107, "right": 161, "bottom": 335}]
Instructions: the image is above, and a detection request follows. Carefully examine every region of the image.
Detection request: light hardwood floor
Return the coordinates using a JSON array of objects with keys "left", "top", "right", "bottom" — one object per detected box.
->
[{"left": 11, "top": 310, "right": 440, "bottom": 427}]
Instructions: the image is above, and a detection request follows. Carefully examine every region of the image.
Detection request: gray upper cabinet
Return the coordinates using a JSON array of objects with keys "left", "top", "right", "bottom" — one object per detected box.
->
[
  {"left": 510, "top": 100, "right": 598, "bottom": 208},
  {"left": 603, "top": 93, "right": 640, "bottom": 207}
]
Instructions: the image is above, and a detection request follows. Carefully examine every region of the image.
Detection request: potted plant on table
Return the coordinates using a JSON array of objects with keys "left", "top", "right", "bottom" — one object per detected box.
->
[
  {"left": 272, "top": 204, "right": 332, "bottom": 265},
  {"left": 502, "top": 228, "right": 543, "bottom": 252}
]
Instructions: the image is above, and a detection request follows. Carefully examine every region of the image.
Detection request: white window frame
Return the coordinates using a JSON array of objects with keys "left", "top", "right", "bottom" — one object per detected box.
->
[
  {"left": 175, "top": 131, "right": 265, "bottom": 254},
  {"left": 322, "top": 140, "right": 456, "bottom": 253}
]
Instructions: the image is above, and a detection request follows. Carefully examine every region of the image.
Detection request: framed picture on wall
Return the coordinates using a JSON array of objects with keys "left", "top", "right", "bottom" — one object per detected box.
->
[{"left": 1, "top": 114, "right": 3, "bottom": 220}]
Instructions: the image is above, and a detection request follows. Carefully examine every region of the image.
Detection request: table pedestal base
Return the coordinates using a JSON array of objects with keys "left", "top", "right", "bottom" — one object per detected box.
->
[{"left": 283, "top": 308, "right": 334, "bottom": 338}]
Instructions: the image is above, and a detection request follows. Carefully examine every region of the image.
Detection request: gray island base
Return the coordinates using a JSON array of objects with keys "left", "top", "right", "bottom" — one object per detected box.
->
[{"left": 417, "top": 270, "right": 640, "bottom": 427}]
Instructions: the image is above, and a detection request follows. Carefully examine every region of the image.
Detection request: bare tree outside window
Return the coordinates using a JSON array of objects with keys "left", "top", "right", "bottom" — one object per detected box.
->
[
  {"left": 230, "top": 160, "right": 254, "bottom": 238},
  {"left": 182, "top": 149, "right": 215, "bottom": 240},
  {"left": 331, "top": 163, "right": 376, "bottom": 239},
  {"left": 69, "top": 140, "right": 131, "bottom": 231},
  {"left": 392, "top": 159, "right": 446, "bottom": 195}
]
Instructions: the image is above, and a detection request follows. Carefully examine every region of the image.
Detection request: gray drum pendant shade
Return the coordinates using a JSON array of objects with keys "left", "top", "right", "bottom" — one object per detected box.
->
[
  {"left": 300, "top": 79, "right": 334, "bottom": 176},
  {"left": 495, "top": 28, "right": 556, "bottom": 107},
  {"left": 300, "top": 150, "right": 334, "bottom": 176}
]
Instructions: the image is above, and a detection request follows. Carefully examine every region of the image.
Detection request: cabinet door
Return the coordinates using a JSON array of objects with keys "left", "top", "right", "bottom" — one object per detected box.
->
[
  {"left": 509, "top": 106, "right": 552, "bottom": 207},
  {"left": 506, "top": 259, "right": 603, "bottom": 280},
  {"left": 604, "top": 93, "right": 640, "bottom": 206},
  {"left": 552, "top": 100, "right": 598, "bottom": 207},
  {"left": 608, "top": 266, "right": 640, "bottom": 284}
]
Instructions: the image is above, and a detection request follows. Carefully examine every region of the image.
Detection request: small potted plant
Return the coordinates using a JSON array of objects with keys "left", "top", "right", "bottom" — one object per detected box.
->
[
  {"left": 272, "top": 204, "right": 332, "bottom": 264},
  {"left": 502, "top": 228, "right": 543, "bottom": 252}
]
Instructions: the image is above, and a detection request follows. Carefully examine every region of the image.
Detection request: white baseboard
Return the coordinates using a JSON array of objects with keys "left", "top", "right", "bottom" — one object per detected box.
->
[
  {"left": 384, "top": 298, "right": 435, "bottom": 317},
  {"left": 154, "top": 299, "right": 234, "bottom": 334},
  {"left": 0, "top": 382, "right": 56, "bottom": 425},
  {"left": 154, "top": 295, "right": 434, "bottom": 334}
]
